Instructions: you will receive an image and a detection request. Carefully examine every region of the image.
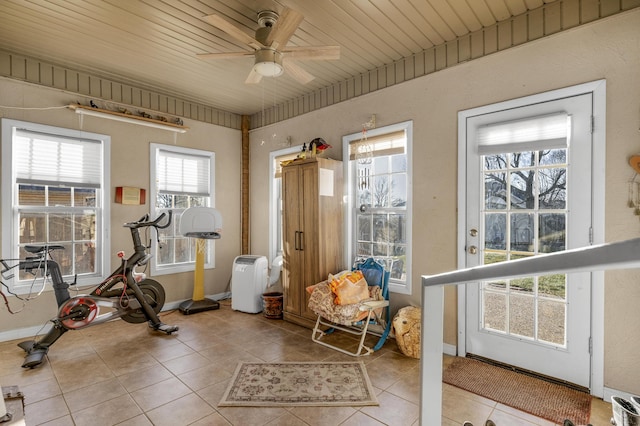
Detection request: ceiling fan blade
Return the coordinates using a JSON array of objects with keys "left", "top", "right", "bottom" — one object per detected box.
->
[
  {"left": 245, "top": 68, "right": 263, "bottom": 84},
  {"left": 283, "top": 61, "right": 315, "bottom": 85},
  {"left": 196, "top": 52, "right": 254, "bottom": 59},
  {"left": 282, "top": 46, "right": 341, "bottom": 60},
  {"left": 202, "top": 14, "right": 264, "bottom": 50},
  {"left": 265, "top": 7, "right": 304, "bottom": 49}
]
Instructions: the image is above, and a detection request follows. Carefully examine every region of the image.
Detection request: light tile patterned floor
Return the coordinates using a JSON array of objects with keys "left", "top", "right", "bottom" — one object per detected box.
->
[{"left": 0, "top": 301, "right": 612, "bottom": 425}]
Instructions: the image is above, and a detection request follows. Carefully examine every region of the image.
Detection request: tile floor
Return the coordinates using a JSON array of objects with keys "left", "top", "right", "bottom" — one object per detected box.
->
[{"left": 0, "top": 301, "right": 613, "bottom": 426}]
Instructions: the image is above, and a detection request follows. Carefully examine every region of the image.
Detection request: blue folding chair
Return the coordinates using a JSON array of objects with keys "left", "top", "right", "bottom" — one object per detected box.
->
[{"left": 309, "top": 257, "right": 391, "bottom": 356}]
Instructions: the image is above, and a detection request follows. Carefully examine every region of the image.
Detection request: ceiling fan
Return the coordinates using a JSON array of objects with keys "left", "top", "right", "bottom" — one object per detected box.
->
[{"left": 197, "top": 7, "right": 340, "bottom": 85}]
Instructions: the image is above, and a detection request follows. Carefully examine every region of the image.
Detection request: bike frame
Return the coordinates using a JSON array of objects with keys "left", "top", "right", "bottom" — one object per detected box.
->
[
  {"left": 4, "top": 212, "right": 179, "bottom": 368},
  {"left": 87, "top": 212, "right": 167, "bottom": 322}
]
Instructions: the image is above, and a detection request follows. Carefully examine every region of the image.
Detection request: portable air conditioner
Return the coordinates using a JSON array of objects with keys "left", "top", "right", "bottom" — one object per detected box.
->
[{"left": 231, "top": 255, "right": 268, "bottom": 313}]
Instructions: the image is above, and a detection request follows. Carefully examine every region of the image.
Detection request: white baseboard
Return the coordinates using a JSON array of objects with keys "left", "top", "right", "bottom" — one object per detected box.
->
[
  {"left": 0, "top": 292, "right": 232, "bottom": 343},
  {"left": 443, "top": 342, "right": 457, "bottom": 356},
  {"left": 0, "top": 323, "right": 54, "bottom": 344}
]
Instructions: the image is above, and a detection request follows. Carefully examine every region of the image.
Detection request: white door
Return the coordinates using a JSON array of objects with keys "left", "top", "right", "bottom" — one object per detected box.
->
[{"left": 463, "top": 92, "right": 593, "bottom": 388}]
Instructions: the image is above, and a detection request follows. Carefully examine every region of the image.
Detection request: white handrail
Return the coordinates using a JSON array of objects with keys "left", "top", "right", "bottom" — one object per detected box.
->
[{"left": 419, "top": 237, "right": 640, "bottom": 425}]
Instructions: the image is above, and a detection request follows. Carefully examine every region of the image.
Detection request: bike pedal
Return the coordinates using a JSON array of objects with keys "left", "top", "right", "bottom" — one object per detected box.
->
[{"left": 149, "top": 322, "right": 179, "bottom": 334}]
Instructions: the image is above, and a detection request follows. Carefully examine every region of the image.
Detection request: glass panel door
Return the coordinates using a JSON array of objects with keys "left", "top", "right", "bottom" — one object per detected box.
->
[{"left": 464, "top": 93, "right": 593, "bottom": 388}]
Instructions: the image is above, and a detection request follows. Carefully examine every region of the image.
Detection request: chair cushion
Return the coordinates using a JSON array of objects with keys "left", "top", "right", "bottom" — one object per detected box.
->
[{"left": 308, "top": 281, "right": 383, "bottom": 325}]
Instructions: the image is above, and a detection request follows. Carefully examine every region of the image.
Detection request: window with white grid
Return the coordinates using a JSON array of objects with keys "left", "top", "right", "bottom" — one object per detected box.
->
[
  {"left": 150, "top": 144, "right": 215, "bottom": 275},
  {"left": 1, "top": 119, "right": 110, "bottom": 292}
]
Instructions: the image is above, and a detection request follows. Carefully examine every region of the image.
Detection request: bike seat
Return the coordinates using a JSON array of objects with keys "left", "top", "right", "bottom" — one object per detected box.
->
[{"left": 25, "top": 245, "right": 65, "bottom": 254}]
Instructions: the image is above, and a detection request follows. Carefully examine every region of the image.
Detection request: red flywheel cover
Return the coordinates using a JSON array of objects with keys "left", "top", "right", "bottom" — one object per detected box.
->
[{"left": 59, "top": 297, "right": 99, "bottom": 329}]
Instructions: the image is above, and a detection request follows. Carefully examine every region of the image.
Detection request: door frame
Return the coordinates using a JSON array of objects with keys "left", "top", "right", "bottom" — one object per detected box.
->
[{"left": 456, "top": 80, "right": 606, "bottom": 397}]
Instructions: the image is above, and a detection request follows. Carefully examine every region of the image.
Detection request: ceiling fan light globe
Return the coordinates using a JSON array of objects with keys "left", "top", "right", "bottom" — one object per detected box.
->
[
  {"left": 253, "top": 48, "right": 284, "bottom": 77},
  {"left": 254, "top": 61, "right": 283, "bottom": 77}
]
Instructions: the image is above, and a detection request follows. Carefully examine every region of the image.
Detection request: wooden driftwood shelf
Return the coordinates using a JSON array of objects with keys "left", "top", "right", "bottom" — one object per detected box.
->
[{"left": 67, "top": 104, "right": 188, "bottom": 132}]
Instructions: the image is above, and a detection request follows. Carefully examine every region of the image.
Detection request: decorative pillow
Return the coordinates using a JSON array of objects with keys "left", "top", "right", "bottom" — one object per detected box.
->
[{"left": 329, "top": 270, "right": 369, "bottom": 305}]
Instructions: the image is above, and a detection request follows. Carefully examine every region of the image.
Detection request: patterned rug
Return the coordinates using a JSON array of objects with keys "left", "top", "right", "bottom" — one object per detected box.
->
[
  {"left": 219, "top": 362, "right": 379, "bottom": 407},
  {"left": 443, "top": 357, "right": 591, "bottom": 424}
]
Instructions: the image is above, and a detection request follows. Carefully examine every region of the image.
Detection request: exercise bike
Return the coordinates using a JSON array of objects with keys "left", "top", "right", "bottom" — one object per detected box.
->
[{"left": 1, "top": 212, "right": 179, "bottom": 368}]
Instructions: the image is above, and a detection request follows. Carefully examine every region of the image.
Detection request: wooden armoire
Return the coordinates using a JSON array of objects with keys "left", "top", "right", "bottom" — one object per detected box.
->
[{"left": 281, "top": 157, "right": 344, "bottom": 328}]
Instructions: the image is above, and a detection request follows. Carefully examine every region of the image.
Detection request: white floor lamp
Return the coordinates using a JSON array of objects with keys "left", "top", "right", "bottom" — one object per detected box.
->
[{"left": 178, "top": 207, "right": 223, "bottom": 314}]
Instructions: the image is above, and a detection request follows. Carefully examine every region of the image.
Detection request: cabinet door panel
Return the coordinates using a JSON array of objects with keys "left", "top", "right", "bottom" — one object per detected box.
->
[
  {"left": 300, "top": 163, "right": 320, "bottom": 319},
  {"left": 282, "top": 166, "right": 302, "bottom": 315}
]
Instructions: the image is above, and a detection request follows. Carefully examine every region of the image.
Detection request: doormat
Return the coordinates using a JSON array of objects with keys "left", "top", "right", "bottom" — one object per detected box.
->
[
  {"left": 219, "top": 362, "right": 379, "bottom": 407},
  {"left": 443, "top": 357, "right": 591, "bottom": 424}
]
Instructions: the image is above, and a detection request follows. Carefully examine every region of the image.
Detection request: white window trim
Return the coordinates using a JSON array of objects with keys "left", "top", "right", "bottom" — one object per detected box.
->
[
  {"left": 1, "top": 118, "right": 111, "bottom": 291},
  {"left": 342, "top": 120, "right": 413, "bottom": 295},
  {"left": 149, "top": 143, "right": 215, "bottom": 276},
  {"left": 269, "top": 146, "right": 301, "bottom": 264}
]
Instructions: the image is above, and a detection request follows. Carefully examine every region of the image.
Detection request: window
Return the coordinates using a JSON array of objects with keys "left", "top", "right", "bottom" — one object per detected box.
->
[
  {"left": 269, "top": 146, "right": 300, "bottom": 262},
  {"left": 150, "top": 144, "right": 215, "bottom": 275},
  {"left": 342, "top": 121, "right": 413, "bottom": 294},
  {"left": 1, "top": 119, "right": 110, "bottom": 291}
]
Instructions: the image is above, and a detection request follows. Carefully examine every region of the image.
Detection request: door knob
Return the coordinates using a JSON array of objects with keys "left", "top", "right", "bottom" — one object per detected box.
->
[
  {"left": 468, "top": 245, "right": 478, "bottom": 254},
  {"left": 469, "top": 229, "right": 478, "bottom": 237}
]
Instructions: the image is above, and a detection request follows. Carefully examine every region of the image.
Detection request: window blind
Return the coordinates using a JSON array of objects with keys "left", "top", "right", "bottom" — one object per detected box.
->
[
  {"left": 477, "top": 112, "right": 570, "bottom": 155},
  {"left": 348, "top": 130, "right": 406, "bottom": 160},
  {"left": 14, "top": 129, "right": 103, "bottom": 188},
  {"left": 157, "top": 149, "right": 210, "bottom": 195}
]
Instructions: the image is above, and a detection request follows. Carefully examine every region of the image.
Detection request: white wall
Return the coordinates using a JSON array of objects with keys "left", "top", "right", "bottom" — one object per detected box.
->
[
  {"left": 249, "top": 9, "right": 640, "bottom": 395},
  {"left": 0, "top": 78, "right": 242, "bottom": 337}
]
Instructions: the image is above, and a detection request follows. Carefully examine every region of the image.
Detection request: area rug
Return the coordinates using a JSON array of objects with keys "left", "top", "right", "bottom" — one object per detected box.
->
[
  {"left": 443, "top": 357, "right": 591, "bottom": 424},
  {"left": 219, "top": 362, "right": 379, "bottom": 407}
]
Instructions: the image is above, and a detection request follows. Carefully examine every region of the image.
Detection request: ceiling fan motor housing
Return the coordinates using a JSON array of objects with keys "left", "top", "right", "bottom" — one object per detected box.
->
[
  {"left": 255, "top": 10, "right": 278, "bottom": 45},
  {"left": 257, "top": 10, "right": 279, "bottom": 28}
]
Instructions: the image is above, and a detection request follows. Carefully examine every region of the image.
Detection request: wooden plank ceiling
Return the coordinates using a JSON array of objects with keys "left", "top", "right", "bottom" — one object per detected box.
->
[{"left": 0, "top": 0, "right": 562, "bottom": 116}]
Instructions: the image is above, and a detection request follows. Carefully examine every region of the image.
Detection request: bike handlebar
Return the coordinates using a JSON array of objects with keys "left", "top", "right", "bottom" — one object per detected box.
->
[{"left": 124, "top": 211, "right": 172, "bottom": 230}]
